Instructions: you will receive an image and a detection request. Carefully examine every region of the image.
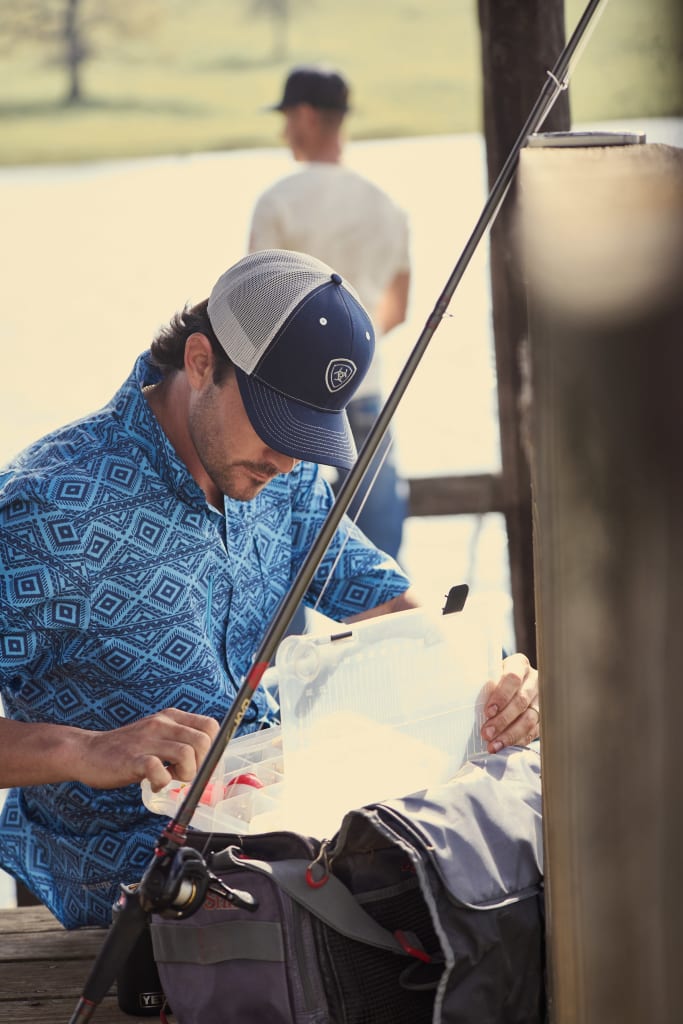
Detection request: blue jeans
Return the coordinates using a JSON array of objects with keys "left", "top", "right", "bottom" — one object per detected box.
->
[
  {"left": 282, "top": 397, "right": 406, "bottom": 642},
  {"left": 334, "top": 395, "right": 407, "bottom": 561}
]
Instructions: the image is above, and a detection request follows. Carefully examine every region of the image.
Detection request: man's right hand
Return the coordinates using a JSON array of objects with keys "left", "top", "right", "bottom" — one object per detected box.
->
[
  {"left": 75, "top": 708, "right": 220, "bottom": 791},
  {"left": 0, "top": 709, "right": 219, "bottom": 791}
]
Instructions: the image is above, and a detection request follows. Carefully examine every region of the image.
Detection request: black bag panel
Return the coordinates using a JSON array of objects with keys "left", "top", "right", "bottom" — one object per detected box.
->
[
  {"left": 312, "top": 867, "right": 440, "bottom": 1024},
  {"left": 330, "top": 837, "right": 418, "bottom": 895},
  {"left": 313, "top": 916, "right": 436, "bottom": 1024},
  {"left": 188, "top": 828, "right": 320, "bottom": 865},
  {"left": 322, "top": 830, "right": 443, "bottom": 1019},
  {"left": 436, "top": 894, "right": 546, "bottom": 1024}
]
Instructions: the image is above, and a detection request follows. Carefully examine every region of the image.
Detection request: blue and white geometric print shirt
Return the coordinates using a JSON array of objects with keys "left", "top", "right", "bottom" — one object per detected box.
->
[{"left": 0, "top": 352, "right": 410, "bottom": 928}]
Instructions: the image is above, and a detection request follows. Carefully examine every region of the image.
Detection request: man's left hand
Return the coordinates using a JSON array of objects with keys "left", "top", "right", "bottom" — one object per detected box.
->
[{"left": 481, "top": 653, "right": 540, "bottom": 753}]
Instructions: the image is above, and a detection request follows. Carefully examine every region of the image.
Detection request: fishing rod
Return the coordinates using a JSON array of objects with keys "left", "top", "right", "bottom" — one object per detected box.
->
[{"left": 67, "top": 1, "right": 609, "bottom": 1019}]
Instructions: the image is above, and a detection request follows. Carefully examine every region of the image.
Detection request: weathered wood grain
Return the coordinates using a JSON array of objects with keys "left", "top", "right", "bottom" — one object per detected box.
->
[{"left": 0, "top": 906, "right": 174, "bottom": 1022}]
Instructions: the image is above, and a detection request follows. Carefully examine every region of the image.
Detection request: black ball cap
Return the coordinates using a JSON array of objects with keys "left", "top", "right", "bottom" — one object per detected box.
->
[{"left": 270, "top": 66, "right": 350, "bottom": 112}]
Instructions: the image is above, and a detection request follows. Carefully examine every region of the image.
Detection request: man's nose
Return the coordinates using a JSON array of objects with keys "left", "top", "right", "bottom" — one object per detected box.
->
[{"left": 272, "top": 451, "right": 300, "bottom": 474}]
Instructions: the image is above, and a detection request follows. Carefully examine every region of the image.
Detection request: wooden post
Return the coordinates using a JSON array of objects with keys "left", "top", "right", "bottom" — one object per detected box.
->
[
  {"left": 477, "top": 0, "right": 570, "bottom": 659},
  {"left": 519, "top": 140, "right": 683, "bottom": 1023}
]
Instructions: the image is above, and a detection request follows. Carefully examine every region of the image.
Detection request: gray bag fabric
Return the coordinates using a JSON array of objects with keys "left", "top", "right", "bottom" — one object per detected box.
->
[{"left": 151, "top": 745, "right": 544, "bottom": 1024}]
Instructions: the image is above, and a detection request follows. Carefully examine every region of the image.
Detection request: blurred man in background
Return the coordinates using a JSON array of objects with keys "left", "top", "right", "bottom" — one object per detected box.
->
[{"left": 249, "top": 65, "right": 410, "bottom": 561}]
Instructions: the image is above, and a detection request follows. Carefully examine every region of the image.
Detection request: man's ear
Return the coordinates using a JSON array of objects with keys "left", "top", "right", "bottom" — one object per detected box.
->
[{"left": 184, "top": 333, "right": 214, "bottom": 390}]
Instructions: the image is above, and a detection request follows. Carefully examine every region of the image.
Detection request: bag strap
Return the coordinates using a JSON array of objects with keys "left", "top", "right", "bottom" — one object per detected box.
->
[{"left": 220, "top": 847, "right": 413, "bottom": 957}]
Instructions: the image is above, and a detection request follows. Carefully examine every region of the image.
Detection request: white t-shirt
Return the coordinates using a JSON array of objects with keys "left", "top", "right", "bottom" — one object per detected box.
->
[{"left": 248, "top": 162, "right": 410, "bottom": 398}]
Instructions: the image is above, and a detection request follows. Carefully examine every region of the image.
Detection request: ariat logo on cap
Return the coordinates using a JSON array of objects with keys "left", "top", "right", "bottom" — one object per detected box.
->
[{"left": 326, "top": 359, "right": 357, "bottom": 393}]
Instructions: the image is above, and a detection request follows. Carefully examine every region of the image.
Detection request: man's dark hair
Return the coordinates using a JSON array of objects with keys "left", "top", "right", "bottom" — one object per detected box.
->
[{"left": 150, "top": 299, "right": 233, "bottom": 385}]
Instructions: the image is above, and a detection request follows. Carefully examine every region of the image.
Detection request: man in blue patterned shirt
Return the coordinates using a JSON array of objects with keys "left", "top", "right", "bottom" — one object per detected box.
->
[{"left": 0, "top": 250, "right": 539, "bottom": 927}]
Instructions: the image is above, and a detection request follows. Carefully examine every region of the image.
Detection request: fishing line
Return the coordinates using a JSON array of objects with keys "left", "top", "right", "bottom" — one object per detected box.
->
[
  {"left": 536, "top": 0, "right": 609, "bottom": 128},
  {"left": 311, "top": 431, "right": 397, "bottom": 616},
  {"left": 312, "top": 304, "right": 464, "bottom": 618}
]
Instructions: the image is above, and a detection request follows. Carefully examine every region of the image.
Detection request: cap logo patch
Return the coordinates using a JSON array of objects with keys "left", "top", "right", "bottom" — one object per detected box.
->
[{"left": 326, "top": 358, "right": 357, "bottom": 393}]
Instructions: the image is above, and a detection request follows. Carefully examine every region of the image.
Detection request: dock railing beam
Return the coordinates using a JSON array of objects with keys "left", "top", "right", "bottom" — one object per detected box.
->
[{"left": 520, "top": 138, "right": 683, "bottom": 1023}]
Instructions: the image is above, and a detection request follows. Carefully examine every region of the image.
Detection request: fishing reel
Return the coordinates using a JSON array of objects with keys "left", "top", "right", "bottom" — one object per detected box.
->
[{"left": 139, "top": 844, "right": 257, "bottom": 919}]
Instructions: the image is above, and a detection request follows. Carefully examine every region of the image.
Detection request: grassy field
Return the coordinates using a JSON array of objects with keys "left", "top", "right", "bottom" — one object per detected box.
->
[{"left": 0, "top": 0, "right": 681, "bottom": 166}]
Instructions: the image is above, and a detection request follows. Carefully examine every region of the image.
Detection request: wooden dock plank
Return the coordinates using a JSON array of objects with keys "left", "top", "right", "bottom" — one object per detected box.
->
[
  {"left": 0, "top": 905, "right": 69, "bottom": 934},
  {"left": 0, "top": 957, "right": 115, "bottom": 999},
  {"left": 0, "top": 906, "right": 175, "bottom": 1022},
  {"left": 2, "top": 997, "right": 164, "bottom": 1023}
]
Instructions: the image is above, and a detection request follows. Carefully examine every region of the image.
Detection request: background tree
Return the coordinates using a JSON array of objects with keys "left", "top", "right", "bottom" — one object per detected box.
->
[
  {"left": 246, "top": 0, "right": 290, "bottom": 62},
  {"left": 0, "top": 0, "right": 160, "bottom": 105}
]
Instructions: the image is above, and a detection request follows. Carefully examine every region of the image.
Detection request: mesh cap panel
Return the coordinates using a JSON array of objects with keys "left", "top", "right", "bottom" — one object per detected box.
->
[{"left": 208, "top": 249, "right": 361, "bottom": 373}]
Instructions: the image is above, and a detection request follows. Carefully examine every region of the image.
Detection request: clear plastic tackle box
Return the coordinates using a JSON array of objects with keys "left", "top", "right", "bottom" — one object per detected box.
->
[{"left": 142, "top": 605, "right": 499, "bottom": 837}]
